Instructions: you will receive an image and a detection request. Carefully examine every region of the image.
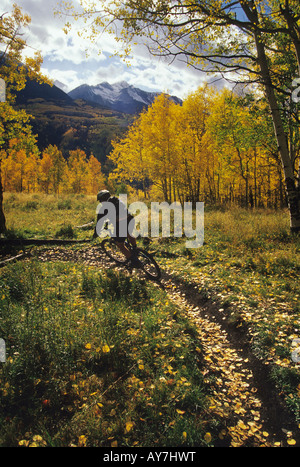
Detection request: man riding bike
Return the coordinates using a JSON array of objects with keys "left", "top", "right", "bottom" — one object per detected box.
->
[{"left": 93, "top": 190, "right": 141, "bottom": 267}]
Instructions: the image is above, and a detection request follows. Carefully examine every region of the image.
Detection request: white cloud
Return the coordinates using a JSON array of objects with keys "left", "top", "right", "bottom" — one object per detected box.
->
[{"left": 1, "top": 0, "right": 209, "bottom": 99}]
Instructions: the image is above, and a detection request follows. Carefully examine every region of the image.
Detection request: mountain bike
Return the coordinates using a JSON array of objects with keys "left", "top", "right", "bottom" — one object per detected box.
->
[{"left": 101, "top": 232, "right": 161, "bottom": 281}]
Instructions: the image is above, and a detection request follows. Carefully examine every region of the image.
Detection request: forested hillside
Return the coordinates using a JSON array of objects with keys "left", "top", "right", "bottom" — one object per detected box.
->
[
  {"left": 2, "top": 82, "right": 298, "bottom": 212},
  {"left": 109, "top": 89, "right": 292, "bottom": 209},
  {"left": 15, "top": 84, "right": 132, "bottom": 174}
]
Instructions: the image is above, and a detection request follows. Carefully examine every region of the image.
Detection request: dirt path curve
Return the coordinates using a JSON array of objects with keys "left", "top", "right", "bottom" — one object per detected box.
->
[
  {"left": 161, "top": 273, "right": 300, "bottom": 447},
  {"left": 27, "top": 244, "right": 300, "bottom": 446}
]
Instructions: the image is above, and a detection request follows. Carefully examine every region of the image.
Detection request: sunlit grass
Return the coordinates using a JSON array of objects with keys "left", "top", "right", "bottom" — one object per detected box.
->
[
  {"left": 1, "top": 194, "right": 300, "bottom": 444},
  {"left": 0, "top": 260, "right": 209, "bottom": 447},
  {"left": 3, "top": 192, "right": 96, "bottom": 240}
]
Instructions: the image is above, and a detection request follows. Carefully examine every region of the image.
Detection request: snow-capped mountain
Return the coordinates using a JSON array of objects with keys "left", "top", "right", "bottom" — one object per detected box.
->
[{"left": 68, "top": 81, "right": 182, "bottom": 114}]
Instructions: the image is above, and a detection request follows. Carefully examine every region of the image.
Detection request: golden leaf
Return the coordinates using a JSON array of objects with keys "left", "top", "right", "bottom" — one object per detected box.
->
[
  {"left": 102, "top": 344, "right": 110, "bottom": 353},
  {"left": 125, "top": 421, "right": 134, "bottom": 433},
  {"left": 287, "top": 439, "right": 296, "bottom": 446},
  {"left": 204, "top": 432, "right": 212, "bottom": 443}
]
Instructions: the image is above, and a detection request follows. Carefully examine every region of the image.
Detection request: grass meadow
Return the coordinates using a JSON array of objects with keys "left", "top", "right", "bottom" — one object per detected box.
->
[
  {"left": 0, "top": 193, "right": 300, "bottom": 447},
  {"left": 2, "top": 192, "right": 96, "bottom": 241}
]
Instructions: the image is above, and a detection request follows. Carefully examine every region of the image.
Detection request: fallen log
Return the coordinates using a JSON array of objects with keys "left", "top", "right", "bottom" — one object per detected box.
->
[
  {"left": 0, "top": 252, "right": 26, "bottom": 268},
  {"left": 75, "top": 221, "right": 94, "bottom": 229},
  {"left": 0, "top": 238, "right": 91, "bottom": 246},
  {"left": 0, "top": 238, "right": 93, "bottom": 267}
]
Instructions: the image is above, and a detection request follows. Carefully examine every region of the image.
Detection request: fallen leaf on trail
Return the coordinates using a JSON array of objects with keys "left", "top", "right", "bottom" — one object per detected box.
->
[
  {"left": 125, "top": 421, "right": 134, "bottom": 433},
  {"left": 204, "top": 432, "right": 212, "bottom": 443}
]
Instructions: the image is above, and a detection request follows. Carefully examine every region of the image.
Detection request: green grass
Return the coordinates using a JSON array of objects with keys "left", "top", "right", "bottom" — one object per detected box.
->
[
  {"left": 1, "top": 194, "right": 300, "bottom": 445},
  {"left": 0, "top": 260, "right": 209, "bottom": 447},
  {"left": 3, "top": 192, "right": 96, "bottom": 240}
]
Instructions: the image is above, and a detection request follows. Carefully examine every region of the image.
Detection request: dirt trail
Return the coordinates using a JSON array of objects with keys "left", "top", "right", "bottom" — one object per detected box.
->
[
  {"left": 5, "top": 243, "right": 300, "bottom": 447},
  {"left": 161, "top": 272, "right": 300, "bottom": 447}
]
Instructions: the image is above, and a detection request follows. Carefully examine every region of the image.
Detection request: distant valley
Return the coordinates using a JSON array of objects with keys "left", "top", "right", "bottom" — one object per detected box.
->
[{"left": 14, "top": 77, "right": 181, "bottom": 173}]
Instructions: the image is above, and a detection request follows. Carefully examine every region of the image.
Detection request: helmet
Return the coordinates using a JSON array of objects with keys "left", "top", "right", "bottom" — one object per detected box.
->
[{"left": 97, "top": 190, "right": 110, "bottom": 203}]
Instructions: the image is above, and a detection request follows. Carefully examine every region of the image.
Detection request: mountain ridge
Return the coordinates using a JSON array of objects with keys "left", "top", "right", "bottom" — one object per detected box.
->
[
  {"left": 68, "top": 81, "right": 182, "bottom": 114},
  {"left": 15, "top": 75, "right": 74, "bottom": 106},
  {"left": 12, "top": 74, "right": 182, "bottom": 168}
]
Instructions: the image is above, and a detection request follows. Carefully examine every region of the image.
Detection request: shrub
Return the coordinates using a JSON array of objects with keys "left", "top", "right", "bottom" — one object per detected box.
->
[
  {"left": 57, "top": 199, "right": 72, "bottom": 210},
  {"left": 25, "top": 200, "right": 39, "bottom": 210},
  {"left": 55, "top": 224, "right": 75, "bottom": 238}
]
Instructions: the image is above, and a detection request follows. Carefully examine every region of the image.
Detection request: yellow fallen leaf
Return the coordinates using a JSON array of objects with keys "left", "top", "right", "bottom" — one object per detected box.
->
[
  {"left": 102, "top": 344, "right": 110, "bottom": 353},
  {"left": 78, "top": 435, "right": 87, "bottom": 446},
  {"left": 19, "top": 440, "right": 29, "bottom": 447},
  {"left": 287, "top": 439, "right": 296, "bottom": 445},
  {"left": 125, "top": 421, "right": 134, "bottom": 433},
  {"left": 85, "top": 343, "right": 92, "bottom": 350},
  {"left": 231, "top": 440, "right": 242, "bottom": 447},
  {"left": 237, "top": 421, "right": 248, "bottom": 430},
  {"left": 204, "top": 432, "right": 212, "bottom": 443},
  {"left": 32, "top": 435, "right": 44, "bottom": 443}
]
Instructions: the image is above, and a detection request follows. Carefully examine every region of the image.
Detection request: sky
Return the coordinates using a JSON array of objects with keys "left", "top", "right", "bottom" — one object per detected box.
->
[{"left": 2, "top": 0, "right": 213, "bottom": 99}]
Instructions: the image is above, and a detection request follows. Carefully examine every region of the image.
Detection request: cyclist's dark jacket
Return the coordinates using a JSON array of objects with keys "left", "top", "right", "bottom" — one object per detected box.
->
[{"left": 94, "top": 196, "right": 134, "bottom": 242}]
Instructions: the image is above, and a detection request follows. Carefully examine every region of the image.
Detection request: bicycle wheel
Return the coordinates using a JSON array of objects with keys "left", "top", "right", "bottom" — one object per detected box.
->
[
  {"left": 101, "top": 239, "right": 128, "bottom": 264},
  {"left": 136, "top": 248, "right": 161, "bottom": 280}
]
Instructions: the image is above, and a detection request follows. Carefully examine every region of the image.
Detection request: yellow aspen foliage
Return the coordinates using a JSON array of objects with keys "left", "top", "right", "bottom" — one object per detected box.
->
[
  {"left": 86, "top": 154, "right": 106, "bottom": 195},
  {"left": 108, "top": 86, "right": 283, "bottom": 208},
  {"left": 2, "top": 142, "right": 106, "bottom": 195}
]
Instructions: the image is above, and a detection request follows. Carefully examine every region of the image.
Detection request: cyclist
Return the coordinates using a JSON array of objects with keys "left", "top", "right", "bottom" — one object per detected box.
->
[{"left": 93, "top": 190, "right": 140, "bottom": 266}]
